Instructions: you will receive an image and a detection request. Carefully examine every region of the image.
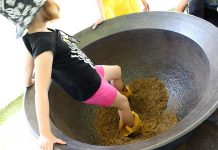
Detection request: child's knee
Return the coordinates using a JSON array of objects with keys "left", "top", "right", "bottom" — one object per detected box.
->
[{"left": 113, "top": 65, "right": 122, "bottom": 75}]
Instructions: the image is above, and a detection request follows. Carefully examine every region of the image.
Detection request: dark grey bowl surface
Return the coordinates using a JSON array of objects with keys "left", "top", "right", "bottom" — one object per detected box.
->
[{"left": 24, "top": 11, "right": 218, "bottom": 150}]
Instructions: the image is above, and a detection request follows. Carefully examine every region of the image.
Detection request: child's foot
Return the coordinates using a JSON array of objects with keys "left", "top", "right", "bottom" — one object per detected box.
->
[
  {"left": 121, "top": 85, "right": 132, "bottom": 98},
  {"left": 119, "top": 111, "right": 141, "bottom": 136}
]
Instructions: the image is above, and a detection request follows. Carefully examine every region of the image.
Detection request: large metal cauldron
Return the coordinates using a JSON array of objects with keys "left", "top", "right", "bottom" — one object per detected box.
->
[{"left": 24, "top": 12, "right": 218, "bottom": 150}]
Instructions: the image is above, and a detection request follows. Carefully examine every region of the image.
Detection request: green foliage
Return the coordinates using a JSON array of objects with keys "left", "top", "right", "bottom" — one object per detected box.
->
[{"left": 0, "top": 94, "right": 23, "bottom": 125}]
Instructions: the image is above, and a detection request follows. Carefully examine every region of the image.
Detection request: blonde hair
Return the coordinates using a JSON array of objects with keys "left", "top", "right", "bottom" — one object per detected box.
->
[{"left": 41, "top": 0, "right": 60, "bottom": 21}]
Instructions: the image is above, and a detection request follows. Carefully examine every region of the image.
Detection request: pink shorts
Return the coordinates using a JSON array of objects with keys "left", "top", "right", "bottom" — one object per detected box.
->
[{"left": 83, "top": 65, "right": 117, "bottom": 107}]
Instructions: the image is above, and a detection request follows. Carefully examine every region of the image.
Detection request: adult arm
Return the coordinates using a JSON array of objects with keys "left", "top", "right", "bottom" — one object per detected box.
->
[
  {"left": 176, "top": 0, "right": 188, "bottom": 12},
  {"left": 141, "top": 0, "right": 150, "bottom": 11},
  {"left": 93, "top": 0, "right": 105, "bottom": 29}
]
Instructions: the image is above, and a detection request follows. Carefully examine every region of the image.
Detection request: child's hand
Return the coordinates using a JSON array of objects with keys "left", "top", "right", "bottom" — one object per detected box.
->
[
  {"left": 142, "top": 0, "right": 150, "bottom": 12},
  {"left": 26, "top": 79, "right": 35, "bottom": 88},
  {"left": 38, "top": 134, "right": 66, "bottom": 150},
  {"left": 30, "top": 79, "right": 35, "bottom": 86},
  {"left": 92, "top": 17, "right": 105, "bottom": 30}
]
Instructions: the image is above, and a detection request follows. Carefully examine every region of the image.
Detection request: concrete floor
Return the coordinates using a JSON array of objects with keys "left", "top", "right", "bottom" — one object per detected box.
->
[{"left": 0, "top": 111, "right": 39, "bottom": 150}]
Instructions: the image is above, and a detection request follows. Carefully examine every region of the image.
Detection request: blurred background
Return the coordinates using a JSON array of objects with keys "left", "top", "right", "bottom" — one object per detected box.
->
[{"left": 0, "top": 0, "right": 180, "bottom": 150}]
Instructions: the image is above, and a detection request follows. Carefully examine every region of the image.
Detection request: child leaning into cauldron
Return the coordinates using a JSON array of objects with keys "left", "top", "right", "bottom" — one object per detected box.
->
[
  {"left": 92, "top": 0, "right": 150, "bottom": 29},
  {"left": 0, "top": 0, "right": 141, "bottom": 149}
]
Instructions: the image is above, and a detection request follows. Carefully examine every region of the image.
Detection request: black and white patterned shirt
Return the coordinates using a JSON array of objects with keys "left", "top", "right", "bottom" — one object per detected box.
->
[{"left": 23, "top": 28, "right": 101, "bottom": 101}]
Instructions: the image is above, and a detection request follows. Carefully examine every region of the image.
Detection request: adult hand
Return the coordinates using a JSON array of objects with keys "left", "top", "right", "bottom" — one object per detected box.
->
[
  {"left": 39, "top": 134, "right": 66, "bottom": 150},
  {"left": 142, "top": 0, "right": 150, "bottom": 12},
  {"left": 92, "top": 17, "right": 105, "bottom": 30}
]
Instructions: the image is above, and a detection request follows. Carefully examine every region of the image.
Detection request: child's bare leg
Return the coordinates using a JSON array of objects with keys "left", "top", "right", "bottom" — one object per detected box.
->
[
  {"left": 102, "top": 65, "right": 124, "bottom": 91},
  {"left": 101, "top": 65, "right": 134, "bottom": 126},
  {"left": 111, "top": 91, "right": 134, "bottom": 127}
]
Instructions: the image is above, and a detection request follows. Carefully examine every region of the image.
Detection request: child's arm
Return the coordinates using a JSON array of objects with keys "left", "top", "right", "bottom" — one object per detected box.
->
[
  {"left": 93, "top": 0, "right": 105, "bottom": 30},
  {"left": 176, "top": 0, "right": 188, "bottom": 12},
  {"left": 141, "top": 0, "right": 150, "bottom": 11},
  {"left": 24, "top": 51, "right": 34, "bottom": 87},
  {"left": 34, "top": 51, "right": 66, "bottom": 150}
]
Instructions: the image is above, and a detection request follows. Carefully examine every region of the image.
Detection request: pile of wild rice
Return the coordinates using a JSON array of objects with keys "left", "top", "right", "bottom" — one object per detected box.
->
[{"left": 94, "top": 77, "right": 177, "bottom": 145}]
